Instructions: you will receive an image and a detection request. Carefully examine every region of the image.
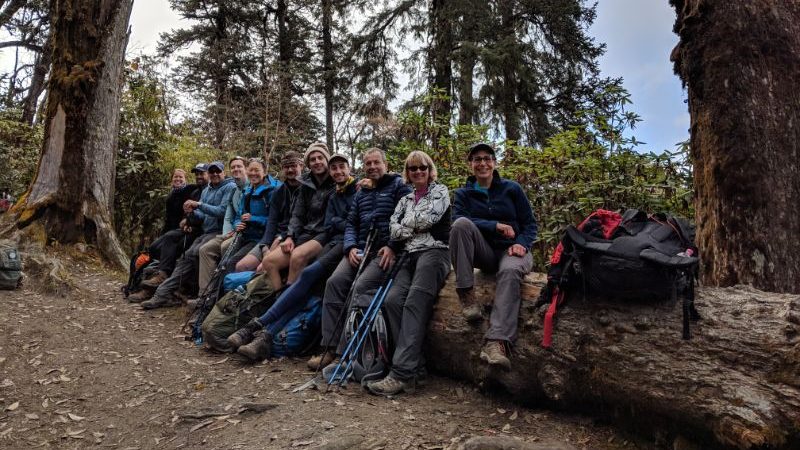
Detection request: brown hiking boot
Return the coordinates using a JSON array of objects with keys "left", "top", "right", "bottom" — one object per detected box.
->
[
  {"left": 307, "top": 350, "right": 335, "bottom": 371},
  {"left": 140, "top": 271, "right": 168, "bottom": 289},
  {"left": 227, "top": 318, "right": 264, "bottom": 349},
  {"left": 237, "top": 329, "right": 272, "bottom": 361},
  {"left": 127, "top": 289, "right": 154, "bottom": 303},
  {"left": 458, "top": 288, "right": 482, "bottom": 323},
  {"left": 480, "top": 340, "right": 511, "bottom": 370}
]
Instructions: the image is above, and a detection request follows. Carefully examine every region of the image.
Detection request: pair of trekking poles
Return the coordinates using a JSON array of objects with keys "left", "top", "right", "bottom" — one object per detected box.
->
[
  {"left": 295, "top": 225, "right": 405, "bottom": 392},
  {"left": 183, "top": 231, "right": 243, "bottom": 344}
]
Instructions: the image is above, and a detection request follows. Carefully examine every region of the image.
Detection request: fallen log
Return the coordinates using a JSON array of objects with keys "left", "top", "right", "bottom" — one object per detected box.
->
[{"left": 426, "top": 272, "right": 800, "bottom": 449}]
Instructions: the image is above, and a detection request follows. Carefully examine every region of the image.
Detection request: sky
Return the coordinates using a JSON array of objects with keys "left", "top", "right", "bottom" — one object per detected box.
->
[{"left": 4, "top": 0, "right": 690, "bottom": 154}]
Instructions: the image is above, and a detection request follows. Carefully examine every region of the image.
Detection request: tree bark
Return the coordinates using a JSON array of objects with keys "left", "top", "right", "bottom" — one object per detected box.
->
[
  {"left": 428, "top": 0, "right": 453, "bottom": 150},
  {"left": 498, "top": 0, "right": 520, "bottom": 143},
  {"left": 21, "top": 30, "right": 51, "bottom": 126},
  {"left": 321, "top": 0, "right": 334, "bottom": 151},
  {"left": 457, "top": 46, "right": 475, "bottom": 126},
  {"left": 427, "top": 272, "right": 800, "bottom": 449},
  {"left": 11, "top": 0, "right": 133, "bottom": 270},
  {"left": 669, "top": 0, "right": 800, "bottom": 292}
]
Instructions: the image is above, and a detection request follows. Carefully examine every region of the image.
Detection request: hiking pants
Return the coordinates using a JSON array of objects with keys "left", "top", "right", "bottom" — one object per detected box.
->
[
  {"left": 150, "top": 229, "right": 195, "bottom": 275},
  {"left": 449, "top": 217, "right": 533, "bottom": 342},
  {"left": 320, "top": 255, "right": 387, "bottom": 354},
  {"left": 198, "top": 235, "right": 256, "bottom": 294},
  {"left": 260, "top": 242, "right": 344, "bottom": 336},
  {"left": 152, "top": 232, "right": 217, "bottom": 302},
  {"left": 382, "top": 248, "right": 450, "bottom": 381}
]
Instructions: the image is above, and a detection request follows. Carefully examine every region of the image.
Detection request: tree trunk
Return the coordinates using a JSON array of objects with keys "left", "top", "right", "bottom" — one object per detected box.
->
[
  {"left": 670, "top": 0, "right": 800, "bottom": 292},
  {"left": 427, "top": 272, "right": 800, "bottom": 449},
  {"left": 12, "top": 0, "right": 133, "bottom": 270},
  {"left": 457, "top": 47, "right": 475, "bottom": 126},
  {"left": 498, "top": 0, "right": 520, "bottom": 143},
  {"left": 21, "top": 32, "right": 52, "bottom": 126},
  {"left": 321, "top": 0, "right": 334, "bottom": 151},
  {"left": 428, "top": 0, "right": 453, "bottom": 150},
  {"left": 211, "top": 4, "right": 229, "bottom": 148}
]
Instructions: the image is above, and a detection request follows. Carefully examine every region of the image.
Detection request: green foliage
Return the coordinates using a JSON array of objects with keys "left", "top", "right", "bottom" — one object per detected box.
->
[
  {"left": 0, "top": 109, "right": 41, "bottom": 197},
  {"left": 114, "top": 58, "right": 220, "bottom": 252},
  {"left": 385, "top": 87, "right": 693, "bottom": 270}
]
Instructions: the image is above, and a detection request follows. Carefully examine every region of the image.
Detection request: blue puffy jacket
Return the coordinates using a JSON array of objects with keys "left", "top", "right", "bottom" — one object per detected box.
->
[
  {"left": 453, "top": 170, "right": 538, "bottom": 250},
  {"left": 233, "top": 179, "right": 280, "bottom": 241},
  {"left": 344, "top": 173, "right": 412, "bottom": 253},
  {"left": 193, "top": 177, "right": 237, "bottom": 234}
]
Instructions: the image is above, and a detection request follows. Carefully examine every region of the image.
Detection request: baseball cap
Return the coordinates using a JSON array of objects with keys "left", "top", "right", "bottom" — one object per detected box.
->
[
  {"left": 328, "top": 153, "right": 349, "bottom": 165},
  {"left": 208, "top": 161, "right": 224, "bottom": 172},
  {"left": 191, "top": 163, "right": 208, "bottom": 173},
  {"left": 467, "top": 142, "right": 496, "bottom": 159}
]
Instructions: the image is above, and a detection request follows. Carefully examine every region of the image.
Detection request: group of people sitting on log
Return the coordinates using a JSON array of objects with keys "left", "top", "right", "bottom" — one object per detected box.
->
[{"left": 129, "top": 142, "right": 538, "bottom": 396}]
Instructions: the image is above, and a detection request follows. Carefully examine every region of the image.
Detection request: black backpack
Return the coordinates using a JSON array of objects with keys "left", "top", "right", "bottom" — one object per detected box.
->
[
  {"left": 540, "top": 209, "right": 700, "bottom": 348},
  {"left": 122, "top": 251, "right": 159, "bottom": 298}
]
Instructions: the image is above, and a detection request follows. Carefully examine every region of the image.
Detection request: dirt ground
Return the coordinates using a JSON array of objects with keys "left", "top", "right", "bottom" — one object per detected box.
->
[{"left": 0, "top": 257, "right": 649, "bottom": 450}]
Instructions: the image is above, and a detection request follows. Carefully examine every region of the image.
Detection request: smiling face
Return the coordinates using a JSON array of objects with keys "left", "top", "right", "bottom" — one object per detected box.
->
[
  {"left": 282, "top": 161, "right": 303, "bottom": 182},
  {"left": 194, "top": 171, "right": 209, "bottom": 186},
  {"left": 230, "top": 159, "right": 246, "bottom": 182},
  {"left": 469, "top": 150, "right": 495, "bottom": 180},
  {"left": 171, "top": 170, "right": 186, "bottom": 188},
  {"left": 307, "top": 151, "right": 328, "bottom": 176},
  {"left": 363, "top": 151, "right": 387, "bottom": 181},
  {"left": 329, "top": 161, "right": 351, "bottom": 185},
  {"left": 247, "top": 161, "right": 266, "bottom": 186},
  {"left": 208, "top": 167, "right": 225, "bottom": 185}
]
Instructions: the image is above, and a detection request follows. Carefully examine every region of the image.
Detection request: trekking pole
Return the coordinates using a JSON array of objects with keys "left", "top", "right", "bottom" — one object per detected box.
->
[
  {"left": 312, "top": 226, "right": 378, "bottom": 371},
  {"left": 328, "top": 252, "right": 406, "bottom": 388}
]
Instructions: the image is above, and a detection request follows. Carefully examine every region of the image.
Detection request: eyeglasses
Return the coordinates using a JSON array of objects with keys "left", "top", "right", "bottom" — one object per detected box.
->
[
  {"left": 470, "top": 156, "right": 494, "bottom": 163},
  {"left": 406, "top": 165, "right": 429, "bottom": 172}
]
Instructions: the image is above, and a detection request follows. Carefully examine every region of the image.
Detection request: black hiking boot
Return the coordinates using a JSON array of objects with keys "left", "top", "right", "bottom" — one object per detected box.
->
[
  {"left": 237, "top": 329, "right": 272, "bottom": 361},
  {"left": 140, "top": 294, "right": 181, "bottom": 310},
  {"left": 227, "top": 318, "right": 264, "bottom": 349}
]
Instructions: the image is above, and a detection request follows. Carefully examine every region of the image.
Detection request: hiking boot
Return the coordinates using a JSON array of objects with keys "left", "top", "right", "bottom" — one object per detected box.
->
[
  {"left": 237, "top": 329, "right": 272, "bottom": 361},
  {"left": 127, "top": 289, "right": 154, "bottom": 303},
  {"left": 140, "top": 271, "right": 168, "bottom": 289},
  {"left": 367, "top": 374, "right": 416, "bottom": 396},
  {"left": 185, "top": 298, "right": 200, "bottom": 312},
  {"left": 458, "top": 288, "right": 482, "bottom": 323},
  {"left": 227, "top": 318, "right": 264, "bottom": 349},
  {"left": 140, "top": 295, "right": 181, "bottom": 310},
  {"left": 307, "top": 350, "right": 336, "bottom": 371},
  {"left": 480, "top": 340, "right": 511, "bottom": 370}
]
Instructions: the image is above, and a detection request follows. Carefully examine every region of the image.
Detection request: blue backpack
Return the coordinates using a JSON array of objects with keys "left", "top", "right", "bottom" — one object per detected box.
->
[
  {"left": 271, "top": 296, "right": 323, "bottom": 357},
  {"left": 223, "top": 271, "right": 256, "bottom": 293}
]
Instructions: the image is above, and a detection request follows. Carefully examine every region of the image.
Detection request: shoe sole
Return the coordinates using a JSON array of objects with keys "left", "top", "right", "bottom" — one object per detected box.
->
[{"left": 367, "top": 383, "right": 416, "bottom": 397}]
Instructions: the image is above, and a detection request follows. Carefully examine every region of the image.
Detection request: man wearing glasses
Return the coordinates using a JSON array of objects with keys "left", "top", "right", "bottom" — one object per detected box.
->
[
  {"left": 142, "top": 161, "right": 237, "bottom": 310},
  {"left": 449, "top": 143, "right": 538, "bottom": 370}
]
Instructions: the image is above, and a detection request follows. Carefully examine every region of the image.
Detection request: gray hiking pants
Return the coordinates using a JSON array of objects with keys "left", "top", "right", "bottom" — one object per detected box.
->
[
  {"left": 382, "top": 248, "right": 450, "bottom": 381},
  {"left": 152, "top": 232, "right": 217, "bottom": 302},
  {"left": 320, "top": 256, "right": 387, "bottom": 353},
  {"left": 449, "top": 217, "right": 533, "bottom": 342}
]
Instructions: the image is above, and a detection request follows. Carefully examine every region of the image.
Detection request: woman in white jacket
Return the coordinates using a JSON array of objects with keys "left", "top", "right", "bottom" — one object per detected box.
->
[{"left": 366, "top": 150, "right": 452, "bottom": 396}]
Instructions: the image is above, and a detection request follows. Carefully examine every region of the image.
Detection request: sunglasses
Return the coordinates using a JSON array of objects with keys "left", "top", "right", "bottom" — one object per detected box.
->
[
  {"left": 208, "top": 168, "right": 223, "bottom": 174},
  {"left": 406, "top": 165, "right": 429, "bottom": 172},
  {"left": 470, "top": 156, "right": 494, "bottom": 163}
]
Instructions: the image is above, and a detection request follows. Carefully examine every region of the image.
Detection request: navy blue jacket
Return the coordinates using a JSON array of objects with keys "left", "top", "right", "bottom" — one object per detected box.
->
[
  {"left": 453, "top": 171, "right": 538, "bottom": 249},
  {"left": 344, "top": 173, "right": 412, "bottom": 253},
  {"left": 324, "top": 177, "right": 359, "bottom": 243}
]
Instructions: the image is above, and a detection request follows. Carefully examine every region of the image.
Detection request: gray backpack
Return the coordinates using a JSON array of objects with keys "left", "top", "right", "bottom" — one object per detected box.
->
[{"left": 0, "top": 243, "right": 22, "bottom": 290}]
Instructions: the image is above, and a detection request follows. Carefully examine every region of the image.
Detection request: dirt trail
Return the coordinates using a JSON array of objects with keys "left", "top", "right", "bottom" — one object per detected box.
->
[{"left": 0, "top": 259, "right": 645, "bottom": 449}]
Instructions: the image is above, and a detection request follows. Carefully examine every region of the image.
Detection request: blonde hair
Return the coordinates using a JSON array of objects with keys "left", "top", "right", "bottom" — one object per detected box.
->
[
  {"left": 403, "top": 150, "right": 437, "bottom": 184},
  {"left": 172, "top": 169, "right": 186, "bottom": 177}
]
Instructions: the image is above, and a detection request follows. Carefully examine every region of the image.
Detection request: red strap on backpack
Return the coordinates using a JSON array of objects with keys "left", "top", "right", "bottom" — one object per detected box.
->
[{"left": 541, "top": 287, "right": 563, "bottom": 348}]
